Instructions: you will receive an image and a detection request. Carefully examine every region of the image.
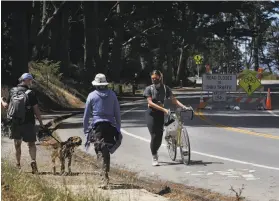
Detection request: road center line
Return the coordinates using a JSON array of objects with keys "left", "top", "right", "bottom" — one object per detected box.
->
[
  {"left": 121, "top": 104, "right": 279, "bottom": 171},
  {"left": 197, "top": 110, "right": 279, "bottom": 140}
]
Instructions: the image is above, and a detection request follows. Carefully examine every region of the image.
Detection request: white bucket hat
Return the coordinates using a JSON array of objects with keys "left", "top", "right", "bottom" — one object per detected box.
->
[{"left": 92, "top": 73, "right": 109, "bottom": 86}]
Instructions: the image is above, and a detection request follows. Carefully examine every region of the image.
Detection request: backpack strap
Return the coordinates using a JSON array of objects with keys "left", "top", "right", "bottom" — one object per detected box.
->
[
  {"left": 150, "top": 84, "right": 167, "bottom": 101},
  {"left": 25, "top": 89, "right": 32, "bottom": 95},
  {"left": 163, "top": 84, "right": 166, "bottom": 100},
  {"left": 150, "top": 85, "right": 155, "bottom": 99}
]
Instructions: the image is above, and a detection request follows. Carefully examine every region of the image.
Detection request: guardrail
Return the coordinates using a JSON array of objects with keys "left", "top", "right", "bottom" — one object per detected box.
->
[
  {"left": 108, "top": 83, "right": 147, "bottom": 95},
  {"left": 188, "top": 77, "right": 279, "bottom": 85}
]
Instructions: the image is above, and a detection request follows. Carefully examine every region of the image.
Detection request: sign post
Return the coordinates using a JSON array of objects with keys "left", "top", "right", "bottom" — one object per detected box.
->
[{"left": 194, "top": 54, "right": 203, "bottom": 106}]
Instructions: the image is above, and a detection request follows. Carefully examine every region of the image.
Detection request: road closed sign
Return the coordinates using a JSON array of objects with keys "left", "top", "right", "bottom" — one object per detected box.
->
[{"left": 202, "top": 74, "right": 237, "bottom": 92}]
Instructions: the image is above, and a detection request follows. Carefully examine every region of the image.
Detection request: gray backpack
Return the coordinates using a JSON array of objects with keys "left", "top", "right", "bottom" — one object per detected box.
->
[{"left": 7, "top": 87, "right": 32, "bottom": 124}]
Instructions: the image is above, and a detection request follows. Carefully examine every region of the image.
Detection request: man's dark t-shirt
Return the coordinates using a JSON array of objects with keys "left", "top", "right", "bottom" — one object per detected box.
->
[{"left": 7, "top": 84, "right": 38, "bottom": 125}]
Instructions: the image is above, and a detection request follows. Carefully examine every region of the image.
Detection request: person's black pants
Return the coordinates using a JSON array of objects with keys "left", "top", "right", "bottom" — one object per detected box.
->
[
  {"left": 91, "top": 122, "right": 120, "bottom": 182},
  {"left": 145, "top": 108, "right": 164, "bottom": 155}
]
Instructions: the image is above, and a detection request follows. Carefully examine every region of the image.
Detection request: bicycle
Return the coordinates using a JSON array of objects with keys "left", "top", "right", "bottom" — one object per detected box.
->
[{"left": 164, "top": 107, "right": 194, "bottom": 165}]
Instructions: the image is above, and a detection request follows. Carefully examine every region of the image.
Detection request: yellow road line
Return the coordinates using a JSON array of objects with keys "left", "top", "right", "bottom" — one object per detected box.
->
[{"left": 195, "top": 110, "right": 279, "bottom": 140}]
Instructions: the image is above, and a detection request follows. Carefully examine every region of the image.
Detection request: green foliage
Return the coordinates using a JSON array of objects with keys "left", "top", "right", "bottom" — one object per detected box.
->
[
  {"left": 238, "top": 69, "right": 279, "bottom": 80},
  {"left": 30, "top": 60, "right": 62, "bottom": 88}
]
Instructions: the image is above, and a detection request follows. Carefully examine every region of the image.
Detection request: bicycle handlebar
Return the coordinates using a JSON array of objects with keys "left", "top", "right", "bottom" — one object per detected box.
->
[{"left": 168, "top": 107, "right": 194, "bottom": 121}]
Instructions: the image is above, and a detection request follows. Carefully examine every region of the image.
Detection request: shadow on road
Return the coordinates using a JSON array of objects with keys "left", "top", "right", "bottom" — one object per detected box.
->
[
  {"left": 58, "top": 122, "right": 83, "bottom": 129},
  {"left": 27, "top": 171, "right": 98, "bottom": 176},
  {"left": 189, "top": 160, "right": 224, "bottom": 166},
  {"left": 159, "top": 160, "right": 223, "bottom": 167},
  {"left": 102, "top": 183, "right": 141, "bottom": 190},
  {"left": 159, "top": 161, "right": 182, "bottom": 166}
]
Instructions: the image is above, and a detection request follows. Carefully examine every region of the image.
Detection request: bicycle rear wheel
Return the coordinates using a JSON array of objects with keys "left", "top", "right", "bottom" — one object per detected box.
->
[
  {"left": 166, "top": 133, "right": 177, "bottom": 161},
  {"left": 179, "top": 127, "right": 191, "bottom": 165}
]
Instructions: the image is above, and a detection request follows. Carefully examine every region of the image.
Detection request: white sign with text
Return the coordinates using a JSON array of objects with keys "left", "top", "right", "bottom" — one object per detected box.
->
[{"left": 202, "top": 74, "right": 237, "bottom": 92}]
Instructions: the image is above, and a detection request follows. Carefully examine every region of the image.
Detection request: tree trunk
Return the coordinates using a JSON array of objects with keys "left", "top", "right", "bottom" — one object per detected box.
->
[
  {"left": 108, "top": 2, "right": 124, "bottom": 82},
  {"left": 99, "top": 26, "right": 110, "bottom": 74},
  {"left": 165, "top": 30, "right": 173, "bottom": 86},
  {"left": 11, "top": 2, "right": 32, "bottom": 84},
  {"left": 253, "top": 13, "right": 260, "bottom": 71},
  {"left": 176, "top": 48, "right": 187, "bottom": 84},
  {"left": 60, "top": 8, "right": 70, "bottom": 76},
  {"left": 42, "top": 1, "right": 47, "bottom": 26},
  {"left": 29, "top": 1, "right": 41, "bottom": 60},
  {"left": 48, "top": 13, "right": 61, "bottom": 61},
  {"left": 92, "top": 1, "right": 102, "bottom": 73},
  {"left": 83, "top": 1, "right": 95, "bottom": 80}
]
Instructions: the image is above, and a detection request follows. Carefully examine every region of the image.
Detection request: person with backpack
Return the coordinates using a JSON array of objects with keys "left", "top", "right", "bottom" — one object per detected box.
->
[
  {"left": 83, "top": 73, "right": 122, "bottom": 188},
  {"left": 143, "top": 70, "right": 191, "bottom": 166},
  {"left": 1, "top": 73, "right": 44, "bottom": 173}
]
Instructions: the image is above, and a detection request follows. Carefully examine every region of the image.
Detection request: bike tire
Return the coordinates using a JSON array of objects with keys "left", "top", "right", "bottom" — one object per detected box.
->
[
  {"left": 179, "top": 127, "right": 191, "bottom": 165},
  {"left": 166, "top": 133, "right": 177, "bottom": 161}
]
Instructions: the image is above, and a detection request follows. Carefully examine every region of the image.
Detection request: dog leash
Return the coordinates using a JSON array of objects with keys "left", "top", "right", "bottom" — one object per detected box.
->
[
  {"left": 49, "top": 134, "right": 62, "bottom": 144},
  {"left": 41, "top": 127, "right": 62, "bottom": 144}
]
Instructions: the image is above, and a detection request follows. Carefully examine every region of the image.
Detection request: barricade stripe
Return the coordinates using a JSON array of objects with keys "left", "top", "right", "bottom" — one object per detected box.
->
[{"left": 245, "top": 98, "right": 253, "bottom": 103}]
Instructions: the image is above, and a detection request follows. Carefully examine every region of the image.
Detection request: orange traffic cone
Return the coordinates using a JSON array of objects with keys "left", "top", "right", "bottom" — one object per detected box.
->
[
  {"left": 198, "top": 96, "right": 206, "bottom": 109},
  {"left": 265, "top": 88, "right": 272, "bottom": 110}
]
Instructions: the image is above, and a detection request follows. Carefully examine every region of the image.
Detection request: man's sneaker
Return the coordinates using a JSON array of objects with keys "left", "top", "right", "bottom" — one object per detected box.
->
[
  {"left": 16, "top": 163, "right": 21, "bottom": 170},
  {"left": 31, "top": 160, "right": 38, "bottom": 174},
  {"left": 152, "top": 154, "right": 159, "bottom": 166}
]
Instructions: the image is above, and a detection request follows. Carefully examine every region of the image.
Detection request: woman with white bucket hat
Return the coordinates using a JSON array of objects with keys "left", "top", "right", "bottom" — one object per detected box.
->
[{"left": 83, "top": 73, "right": 122, "bottom": 187}]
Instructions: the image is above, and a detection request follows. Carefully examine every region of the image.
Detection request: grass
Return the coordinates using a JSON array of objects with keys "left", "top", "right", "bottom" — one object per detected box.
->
[{"left": 1, "top": 159, "right": 111, "bottom": 201}]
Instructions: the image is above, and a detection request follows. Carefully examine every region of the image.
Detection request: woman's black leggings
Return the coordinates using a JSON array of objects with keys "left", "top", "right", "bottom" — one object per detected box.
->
[{"left": 145, "top": 107, "right": 165, "bottom": 155}]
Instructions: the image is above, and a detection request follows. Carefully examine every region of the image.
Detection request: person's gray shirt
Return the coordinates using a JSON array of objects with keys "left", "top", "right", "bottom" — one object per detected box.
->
[{"left": 143, "top": 84, "right": 173, "bottom": 105}]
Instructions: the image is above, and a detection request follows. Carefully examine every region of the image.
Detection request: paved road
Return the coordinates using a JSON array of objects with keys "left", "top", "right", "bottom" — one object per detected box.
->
[{"left": 56, "top": 95, "right": 279, "bottom": 201}]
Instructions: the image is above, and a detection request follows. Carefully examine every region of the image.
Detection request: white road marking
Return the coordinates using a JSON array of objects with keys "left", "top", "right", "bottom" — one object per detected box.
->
[
  {"left": 183, "top": 168, "right": 260, "bottom": 181},
  {"left": 246, "top": 178, "right": 260, "bottom": 181},
  {"left": 120, "top": 129, "right": 279, "bottom": 171},
  {"left": 121, "top": 102, "right": 279, "bottom": 172},
  {"left": 266, "top": 110, "right": 279, "bottom": 117},
  {"left": 242, "top": 174, "right": 254, "bottom": 178}
]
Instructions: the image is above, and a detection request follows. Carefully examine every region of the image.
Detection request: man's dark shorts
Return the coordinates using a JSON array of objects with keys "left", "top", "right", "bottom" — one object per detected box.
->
[{"left": 10, "top": 122, "right": 36, "bottom": 142}]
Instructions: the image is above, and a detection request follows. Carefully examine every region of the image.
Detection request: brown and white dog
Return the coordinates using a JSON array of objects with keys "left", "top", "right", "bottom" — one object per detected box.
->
[{"left": 38, "top": 129, "right": 82, "bottom": 175}]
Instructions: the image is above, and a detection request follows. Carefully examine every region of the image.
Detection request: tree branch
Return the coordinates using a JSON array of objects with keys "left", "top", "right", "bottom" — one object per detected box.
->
[
  {"left": 36, "top": 1, "right": 67, "bottom": 38},
  {"left": 104, "top": 1, "right": 120, "bottom": 22},
  {"left": 122, "top": 24, "right": 160, "bottom": 46}
]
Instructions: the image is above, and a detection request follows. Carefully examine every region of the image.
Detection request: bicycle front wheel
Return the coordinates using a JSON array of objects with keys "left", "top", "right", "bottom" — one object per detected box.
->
[
  {"left": 166, "top": 131, "right": 177, "bottom": 161},
  {"left": 179, "top": 127, "right": 191, "bottom": 165}
]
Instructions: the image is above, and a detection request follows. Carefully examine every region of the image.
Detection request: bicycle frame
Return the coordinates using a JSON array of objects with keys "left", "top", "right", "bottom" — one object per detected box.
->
[{"left": 170, "top": 109, "right": 194, "bottom": 146}]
